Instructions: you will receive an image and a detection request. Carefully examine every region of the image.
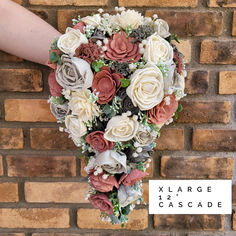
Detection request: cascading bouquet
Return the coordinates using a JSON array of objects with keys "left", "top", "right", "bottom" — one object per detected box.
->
[{"left": 47, "top": 7, "right": 186, "bottom": 226}]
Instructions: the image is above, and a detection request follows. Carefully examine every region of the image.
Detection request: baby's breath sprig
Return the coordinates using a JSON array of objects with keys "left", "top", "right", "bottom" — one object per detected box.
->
[
  {"left": 125, "top": 24, "right": 133, "bottom": 37},
  {"left": 84, "top": 25, "right": 95, "bottom": 38},
  {"left": 157, "top": 61, "right": 168, "bottom": 78}
]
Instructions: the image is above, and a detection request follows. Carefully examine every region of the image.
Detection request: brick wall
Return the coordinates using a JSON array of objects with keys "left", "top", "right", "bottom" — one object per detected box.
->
[{"left": 0, "top": 0, "right": 235, "bottom": 235}]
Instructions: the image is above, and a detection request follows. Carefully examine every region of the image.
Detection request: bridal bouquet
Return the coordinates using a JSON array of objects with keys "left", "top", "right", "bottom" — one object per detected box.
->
[{"left": 47, "top": 7, "right": 186, "bottom": 225}]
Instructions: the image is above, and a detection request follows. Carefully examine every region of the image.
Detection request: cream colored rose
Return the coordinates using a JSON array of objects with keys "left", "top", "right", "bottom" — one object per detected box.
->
[
  {"left": 68, "top": 89, "right": 101, "bottom": 123},
  {"left": 57, "top": 27, "right": 88, "bottom": 55},
  {"left": 117, "top": 9, "right": 143, "bottom": 29},
  {"left": 153, "top": 19, "right": 170, "bottom": 38},
  {"left": 81, "top": 14, "right": 101, "bottom": 27},
  {"left": 143, "top": 32, "right": 173, "bottom": 64},
  {"left": 104, "top": 115, "right": 139, "bottom": 142},
  {"left": 65, "top": 115, "right": 87, "bottom": 145},
  {"left": 134, "top": 126, "right": 156, "bottom": 146},
  {"left": 126, "top": 62, "right": 164, "bottom": 111}
]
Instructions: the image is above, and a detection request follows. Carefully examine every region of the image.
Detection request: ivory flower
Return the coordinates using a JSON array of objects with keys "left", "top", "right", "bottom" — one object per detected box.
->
[
  {"left": 104, "top": 115, "right": 139, "bottom": 142},
  {"left": 153, "top": 19, "right": 170, "bottom": 38},
  {"left": 57, "top": 27, "right": 88, "bottom": 55},
  {"left": 143, "top": 32, "right": 173, "bottom": 64},
  {"left": 65, "top": 115, "right": 87, "bottom": 144},
  {"left": 126, "top": 62, "right": 164, "bottom": 111},
  {"left": 68, "top": 89, "right": 101, "bottom": 122},
  {"left": 81, "top": 14, "right": 101, "bottom": 27},
  {"left": 117, "top": 9, "right": 143, "bottom": 29}
]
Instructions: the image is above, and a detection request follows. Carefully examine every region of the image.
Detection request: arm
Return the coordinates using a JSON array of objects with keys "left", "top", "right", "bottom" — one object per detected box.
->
[{"left": 0, "top": 0, "right": 61, "bottom": 65}]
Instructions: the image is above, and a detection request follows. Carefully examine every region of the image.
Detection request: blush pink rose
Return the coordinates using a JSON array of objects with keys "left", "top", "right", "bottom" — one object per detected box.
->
[
  {"left": 73, "top": 22, "right": 86, "bottom": 33},
  {"left": 119, "top": 169, "right": 148, "bottom": 186},
  {"left": 92, "top": 66, "right": 122, "bottom": 104},
  {"left": 48, "top": 72, "right": 62, "bottom": 97},
  {"left": 104, "top": 31, "right": 141, "bottom": 62},
  {"left": 89, "top": 193, "right": 113, "bottom": 215},
  {"left": 147, "top": 94, "right": 178, "bottom": 125},
  {"left": 86, "top": 131, "right": 114, "bottom": 153},
  {"left": 90, "top": 172, "right": 119, "bottom": 192}
]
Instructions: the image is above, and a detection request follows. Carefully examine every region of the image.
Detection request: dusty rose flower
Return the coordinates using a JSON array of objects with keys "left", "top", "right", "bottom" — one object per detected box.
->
[
  {"left": 104, "top": 31, "right": 141, "bottom": 62},
  {"left": 92, "top": 66, "right": 122, "bottom": 104},
  {"left": 119, "top": 169, "right": 148, "bottom": 186},
  {"left": 86, "top": 131, "right": 114, "bottom": 153},
  {"left": 75, "top": 40, "right": 102, "bottom": 64},
  {"left": 147, "top": 94, "right": 178, "bottom": 125},
  {"left": 73, "top": 22, "right": 86, "bottom": 32},
  {"left": 89, "top": 172, "right": 119, "bottom": 192},
  {"left": 89, "top": 193, "right": 113, "bottom": 215},
  {"left": 48, "top": 72, "right": 62, "bottom": 97}
]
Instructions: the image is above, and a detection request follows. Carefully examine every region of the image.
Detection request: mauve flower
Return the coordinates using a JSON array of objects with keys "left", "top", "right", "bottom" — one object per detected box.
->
[
  {"left": 75, "top": 40, "right": 102, "bottom": 64},
  {"left": 89, "top": 193, "right": 113, "bottom": 215},
  {"left": 48, "top": 72, "right": 62, "bottom": 97},
  {"left": 119, "top": 169, "right": 148, "bottom": 186},
  {"left": 104, "top": 31, "right": 141, "bottom": 62},
  {"left": 147, "top": 94, "right": 178, "bottom": 125},
  {"left": 92, "top": 66, "right": 122, "bottom": 104},
  {"left": 118, "top": 184, "right": 142, "bottom": 207},
  {"left": 86, "top": 131, "right": 114, "bottom": 153},
  {"left": 89, "top": 172, "right": 119, "bottom": 192},
  {"left": 73, "top": 22, "right": 86, "bottom": 32},
  {"left": 56, "top": 55, "right": 93, "bottom": 91},
  {"left": 50, "top": 102, "right": 69, "bottom": 120}
]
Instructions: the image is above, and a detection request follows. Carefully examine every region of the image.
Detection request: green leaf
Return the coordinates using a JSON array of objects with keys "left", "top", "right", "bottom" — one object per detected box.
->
[
  {"left": 177, "top": 104, "right": 183, "bottom": 113},
  {"left": 49, "top": 51, "right": 61, "bottom": 64},
  {"left": 51, "top": 95, "right": 66, "bottom": 105},
  {"left": 174, "top": 112, "right": 178, "bottom": 119},
  {"left": 103, "top": 104, "right": 112, "bottom": 115},
  {"left": 91, "top": 60, "right": 105, "bottom": 72},
  {"left": 173, "top": 33, "right": 180, "bottom": 43},
  {"left": 121, "top": 78, "right": 130, "bottom": 88}
]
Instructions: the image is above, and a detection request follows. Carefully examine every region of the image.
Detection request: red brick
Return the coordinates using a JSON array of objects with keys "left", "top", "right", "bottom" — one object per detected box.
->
[
  {"left": 0, "top": 128, "right": 23, "bottom": 149},
  {"left": 0, "top": 183, "right": 18, "bottom": 202},
  {"left": 0, "top": 69, "right": 42, "bottom": 92},
  {"left": 0, "top": 234, "right": 25, "bottom": 236},
  {"left": 77, "top": 209, "right": 148, "bottom": 230},
  {"left": 161, "top": 156, "right": 234, "bottom": 179},
  {"left": 208, "top": 0, "right": 236, "bottom": 7},
  {"left": 30, "top": 128, "right": 76, "bottom": 150},
  {"left": 119, "top": 0, "right": 198, "bottom": 7},
  {"left": 219, "top": 71, "right": 236, "bottom": 94},
  {"left": 33, "top": 234, "right": 98, "bottom": 236},
  {"left": 233, "top": 11, "right": 236, "bottom": 36},
  {"left": 193, "top": 129, "right": 236, "bottom": 151},
  {"left": 31, "top": 9, "right": 49, "bottom": 21},
  {"left": 12, "top": 0, "right": 22, "bottom": 4},
  {"left": 233, "top": 212, "right": 236, "bottom": 230},
  {"left": 145, "top": 11, "right": 223, "bottom": 36},
  {"left": 7, "top": 155, "right": 76, "bottom": 177},
  {"left": 185, "top": 70, "right": 209, "bottom": 94},
  {"left": 0, "top": 51, "right": 23, "bottom": 62},
  {"left": 0, "top": 208, "right": 69, "bottom": 228},
  {"left": 154, "top": 215, "right": 224, "bottom": 230},
  {"left": 5, "top": 99, "right": 56, "bottom": 122},
  {"left": 172, "top": 40, "right": 191, "bottom": 63},
  {"left": 30, "top": 0, "right": 108, "bottom": 6},
  {"left": 155, "top": 129, "right": 184, "bottom": 150},
  {"left": 25, "top": 182, "right": 88, "bottom": 203},
  {"left": 200, "top": 40, "right": 236, "bottom": 64},
  {"left": 177, "top": 101, "right": 231, "bottom": 123},
  {"left": 232, "top": 185, "right": 236, "bottom": 205},
  {"left": 0, "top": 156, "right": 3, "bottom": 176}
]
